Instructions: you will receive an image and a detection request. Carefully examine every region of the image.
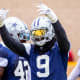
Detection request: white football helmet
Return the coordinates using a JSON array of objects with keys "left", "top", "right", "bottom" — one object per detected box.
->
[
  {"left": 31, "top": 16, "right": 55, "bottom": 46},
  {"left": 3, "top": 17, "right": 30, "bottom": 42}
]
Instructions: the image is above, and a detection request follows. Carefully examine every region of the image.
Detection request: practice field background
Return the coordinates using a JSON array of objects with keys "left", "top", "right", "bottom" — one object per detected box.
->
[{"left": 0, "top": 0, "right": 80, "bottom": 78}]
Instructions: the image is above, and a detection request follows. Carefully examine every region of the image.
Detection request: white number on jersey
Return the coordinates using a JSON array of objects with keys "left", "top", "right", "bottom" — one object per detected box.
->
[
  {"left": 14, "top": 60, "right": 29, "bottom": 80},
  {"left": 37, "top": 55, "right": 49, "bottom": 77}
]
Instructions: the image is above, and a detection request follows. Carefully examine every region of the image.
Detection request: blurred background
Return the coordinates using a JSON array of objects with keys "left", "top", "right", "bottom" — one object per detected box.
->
[{"left": 0, "top": 0, "right": 80, "bottom": 79}]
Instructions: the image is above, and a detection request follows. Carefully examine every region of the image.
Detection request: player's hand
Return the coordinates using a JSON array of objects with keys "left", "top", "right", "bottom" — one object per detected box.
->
[
  {"left": 0, "top": 9, "right": 8, "bottom": 28},
  {"left": 37, "top": 3, "right": 58, "bottom": 23}
]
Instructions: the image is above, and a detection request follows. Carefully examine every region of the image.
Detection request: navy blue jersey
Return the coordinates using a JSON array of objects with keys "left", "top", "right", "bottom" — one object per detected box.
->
[
  {"left": 24, "top": 42, "right": 68, "bottom": 80},
  {"left": 0, "top": 44, "right": 31, "bottom": 80}
]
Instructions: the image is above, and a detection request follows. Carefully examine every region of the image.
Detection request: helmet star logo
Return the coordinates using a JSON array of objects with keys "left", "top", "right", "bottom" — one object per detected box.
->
[{"left": 12, "top": 23, "right": 17, "bottom": 27}]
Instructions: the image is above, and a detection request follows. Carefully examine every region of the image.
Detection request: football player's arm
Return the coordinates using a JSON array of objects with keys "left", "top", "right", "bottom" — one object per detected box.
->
[
  {"left": 0, "top": 67, "right": 5, "bottom": 79},
  {"left": 0, "top": 25, "right": 28, "bottom": 58},
  {"left": 0, "top": 9, "right": 28, "bottom": 58},
  {"left": 52, "top": 21, "right": 70, "bottom": 53},
  {"left": 37, "top": 3, "right": 70, "bottom": 53}
]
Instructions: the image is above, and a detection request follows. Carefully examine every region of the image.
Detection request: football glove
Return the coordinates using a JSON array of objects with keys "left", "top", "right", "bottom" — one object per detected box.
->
[{"left": 37, "top": 3, "right": 58, "bottom": 23}]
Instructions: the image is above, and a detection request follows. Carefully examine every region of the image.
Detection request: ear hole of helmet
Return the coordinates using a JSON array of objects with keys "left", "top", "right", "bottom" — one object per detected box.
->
[{"left": 10, "top": 33, "right": 13, "bottom": 36}]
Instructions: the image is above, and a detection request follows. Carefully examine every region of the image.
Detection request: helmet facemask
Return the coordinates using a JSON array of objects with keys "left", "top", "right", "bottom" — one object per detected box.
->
[
  {"left": 17, "top": 30, "right": 30, "bottom": 42},
  {"left": 31, "top": 28, "right": 47, "bottom": 46}
]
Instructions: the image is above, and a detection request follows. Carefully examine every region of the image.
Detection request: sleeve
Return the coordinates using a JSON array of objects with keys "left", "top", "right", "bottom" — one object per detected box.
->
[
  {"left": 0, "top": 25, "right": 29, "bottom": 58},
  {"left": 0, "top": 57, "right": 8, "bottom": 67},
  {"left": 0, "top": 47, "right": 8, "bottom": 67},
  {"left": 68, "top": 59, "right": 80, "bottom": 80},
  {"left": 52, "top": 20, "right": 70, "bottom": 53}
]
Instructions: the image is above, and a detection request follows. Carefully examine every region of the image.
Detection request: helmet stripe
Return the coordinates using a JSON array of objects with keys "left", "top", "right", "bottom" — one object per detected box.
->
[
  {"left": 34, "top": 20, "right": 36, "bottom": 27},
  {"left": 37, "top": 18, "right": 40, "bottom": 26}
]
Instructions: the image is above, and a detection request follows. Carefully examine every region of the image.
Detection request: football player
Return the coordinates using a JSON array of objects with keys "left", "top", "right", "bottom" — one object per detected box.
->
[
  {"left": 0, "top": 3, "right": 70, "bottom": 80},
  {"left": 68, "top": 49, "right": 80, "bottom": 80},
  {"left": 0, "top": 17, "right": 31, "bottom": 80}
]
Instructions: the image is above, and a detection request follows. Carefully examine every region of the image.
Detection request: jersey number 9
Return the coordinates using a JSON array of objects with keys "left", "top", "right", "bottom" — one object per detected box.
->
[{"left": 37, "top": 55, "right": 49, "bottom": 77}]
